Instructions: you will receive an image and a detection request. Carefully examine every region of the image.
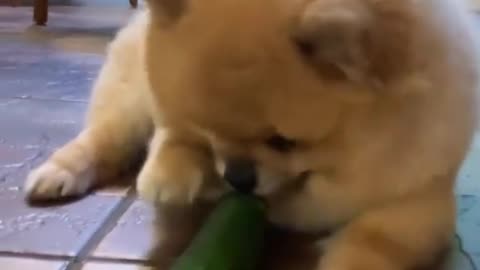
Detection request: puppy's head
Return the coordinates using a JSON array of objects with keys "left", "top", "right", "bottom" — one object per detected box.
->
[{"left": 145, "top": 0, "right": 417, "bottom": 194}]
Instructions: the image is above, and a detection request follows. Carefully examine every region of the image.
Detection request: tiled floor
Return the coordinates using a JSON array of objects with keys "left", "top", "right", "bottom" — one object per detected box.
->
[{"left": 0, "top": 4, "right": 479, "bottom": 270}]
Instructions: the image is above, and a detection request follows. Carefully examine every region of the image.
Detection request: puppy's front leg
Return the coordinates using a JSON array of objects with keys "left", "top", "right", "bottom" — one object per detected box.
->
[
  {"left": 317, "top": 184, "right": 455, "bottom": 270},
  {"left": 137, "top": 128, "right": 224, "bottom": 205}
]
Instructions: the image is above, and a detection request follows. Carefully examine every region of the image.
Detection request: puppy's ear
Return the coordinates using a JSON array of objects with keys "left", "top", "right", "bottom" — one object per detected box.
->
[
  {"left": 294, "top": 0, "right": 411, "bottom": 83},
  {"left": 147, "top": 0, "right": 188, "bottom": 24}
]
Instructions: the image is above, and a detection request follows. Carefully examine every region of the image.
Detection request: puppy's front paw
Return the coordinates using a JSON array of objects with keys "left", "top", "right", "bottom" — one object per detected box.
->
[
  {"left": 136, "top": 159, "right": 204, "bottom": 205},
  {"left": 25, "top": 160, "right": 93, "bottom": 201}
]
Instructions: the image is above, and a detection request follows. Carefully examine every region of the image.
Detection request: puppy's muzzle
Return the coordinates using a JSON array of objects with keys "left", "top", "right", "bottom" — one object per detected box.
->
[{"left": 223, "top": 159, "right": 257, "bottom": 193}]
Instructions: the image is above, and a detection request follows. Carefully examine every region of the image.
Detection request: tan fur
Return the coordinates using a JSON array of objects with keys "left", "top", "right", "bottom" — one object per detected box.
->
[{"left": 25, "top": 0, "right": 479, "bottom": 269}]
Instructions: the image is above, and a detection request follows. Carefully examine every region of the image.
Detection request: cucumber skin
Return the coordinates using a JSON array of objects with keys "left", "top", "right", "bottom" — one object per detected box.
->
[{"left": 170, "top": 193, "right": 267, "bottom": 270}]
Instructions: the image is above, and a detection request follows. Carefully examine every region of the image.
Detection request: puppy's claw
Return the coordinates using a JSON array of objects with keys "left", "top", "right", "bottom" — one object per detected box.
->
[
  {"left": 25, "top": 162, "right": 92, "bottom": 201},
  {"left": 136, "top": 166, "right": 203, "bottom": 205}
]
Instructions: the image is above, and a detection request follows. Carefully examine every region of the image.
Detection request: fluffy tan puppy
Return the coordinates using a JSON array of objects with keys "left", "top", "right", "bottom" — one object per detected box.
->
[{"left": 25, "top": 0, "right": 479, "bottom": 269}]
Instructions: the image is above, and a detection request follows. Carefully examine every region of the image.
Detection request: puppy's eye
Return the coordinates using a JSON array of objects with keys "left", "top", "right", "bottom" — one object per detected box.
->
[
  {"left": 265, "top": 134, "right": 297, "bottom": 153},
  {"left": 295, "top": 39, "right": 315, "bottom": 57}
]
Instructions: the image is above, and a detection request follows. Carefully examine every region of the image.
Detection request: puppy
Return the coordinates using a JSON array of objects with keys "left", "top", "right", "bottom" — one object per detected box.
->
[{"left": 25, "top": 0, "right": 479, "bottom": 269}]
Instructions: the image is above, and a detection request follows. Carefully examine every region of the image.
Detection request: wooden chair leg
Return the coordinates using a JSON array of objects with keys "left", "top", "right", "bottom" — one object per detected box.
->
[
  {"left": 34, "top": 0, "right": 48, "bottom": 26},
  {"left": 129, "top": 0, "right": 138, "bottom": 8}
]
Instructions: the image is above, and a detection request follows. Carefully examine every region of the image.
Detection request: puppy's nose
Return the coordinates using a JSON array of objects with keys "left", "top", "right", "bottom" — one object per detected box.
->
[{"left": 224, "top": 159, "right": 257, "bottom": 193}]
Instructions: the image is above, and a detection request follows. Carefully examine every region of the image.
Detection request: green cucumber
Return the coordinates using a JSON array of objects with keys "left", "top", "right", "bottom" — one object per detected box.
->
[{"left": 170, "top": 193, "right": 267, "bottom": 270}]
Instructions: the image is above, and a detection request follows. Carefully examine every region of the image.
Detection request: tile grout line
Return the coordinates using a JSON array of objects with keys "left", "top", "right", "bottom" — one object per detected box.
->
[
  {"left": 63, "top": 262, "right": 82, "bottom": 270},
  {"left": 78, "top": 257, "right": 151, "bottom": 265},
  {"left": 64, "top": 189, "right": 138, "bottom": 270},
  {"left": 0, "top": 252, "right": 72, "bottom": 261}
]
